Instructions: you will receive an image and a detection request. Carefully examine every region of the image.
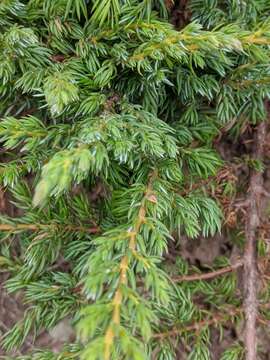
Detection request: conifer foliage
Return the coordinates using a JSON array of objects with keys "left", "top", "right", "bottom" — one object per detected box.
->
[{"left": 0, "top": 1, "right": 270, "bottom": 359}]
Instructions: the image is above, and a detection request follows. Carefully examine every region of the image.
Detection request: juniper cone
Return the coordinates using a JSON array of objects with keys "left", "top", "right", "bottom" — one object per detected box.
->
[{"left": 0, "top": 1, "right": 270, "bottom": 359}]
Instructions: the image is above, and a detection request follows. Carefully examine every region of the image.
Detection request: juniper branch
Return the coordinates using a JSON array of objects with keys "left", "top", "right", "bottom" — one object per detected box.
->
[{"left": 103, "top": 170, "right": 157, "bottom": 360}]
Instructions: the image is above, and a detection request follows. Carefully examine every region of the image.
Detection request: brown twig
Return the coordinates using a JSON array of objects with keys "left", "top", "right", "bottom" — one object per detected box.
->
[
  {"left": 243, "top": 119, "right": 267, "bottom": 360},
  {"left": 20, "top": 107, "right": 37, "bottom": 117},
  {"left": 172, "top": 259, "right": 244, "bottom": 282},
  {"left": 51, "top": 54, "right": 67, "bottom": 63},
  {"left": 153, "top": 300, "right": 270, "bottom": 341},
  {"left": 153, "top": 307, "right": 241, "bottom": 339},
  {"left": 0, "top": 223, "right": 100, "bottom": 234}
]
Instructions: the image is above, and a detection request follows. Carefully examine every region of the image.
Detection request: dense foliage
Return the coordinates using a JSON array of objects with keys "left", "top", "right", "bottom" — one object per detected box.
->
[{"left": 0, "top": 1, "right": 270, "bottom": 359}]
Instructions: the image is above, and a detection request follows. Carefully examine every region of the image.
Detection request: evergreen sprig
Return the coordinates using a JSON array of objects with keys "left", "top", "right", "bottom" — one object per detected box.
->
[{"left": 0, "top": 1, "right": 270, "bottom": 359}]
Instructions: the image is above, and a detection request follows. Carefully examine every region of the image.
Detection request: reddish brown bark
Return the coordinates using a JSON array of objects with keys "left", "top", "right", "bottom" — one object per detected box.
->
[
  {"left": 172, "top": 259, "right": 243, "bottom": 282},
  {"left": 244, "top": 119, "right": 267, "bottom": 360}
]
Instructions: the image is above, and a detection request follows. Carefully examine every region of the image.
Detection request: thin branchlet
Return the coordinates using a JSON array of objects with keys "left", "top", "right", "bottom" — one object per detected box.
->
[{"left": 104, "top": 171, "right": 157, "bottom": 359}]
